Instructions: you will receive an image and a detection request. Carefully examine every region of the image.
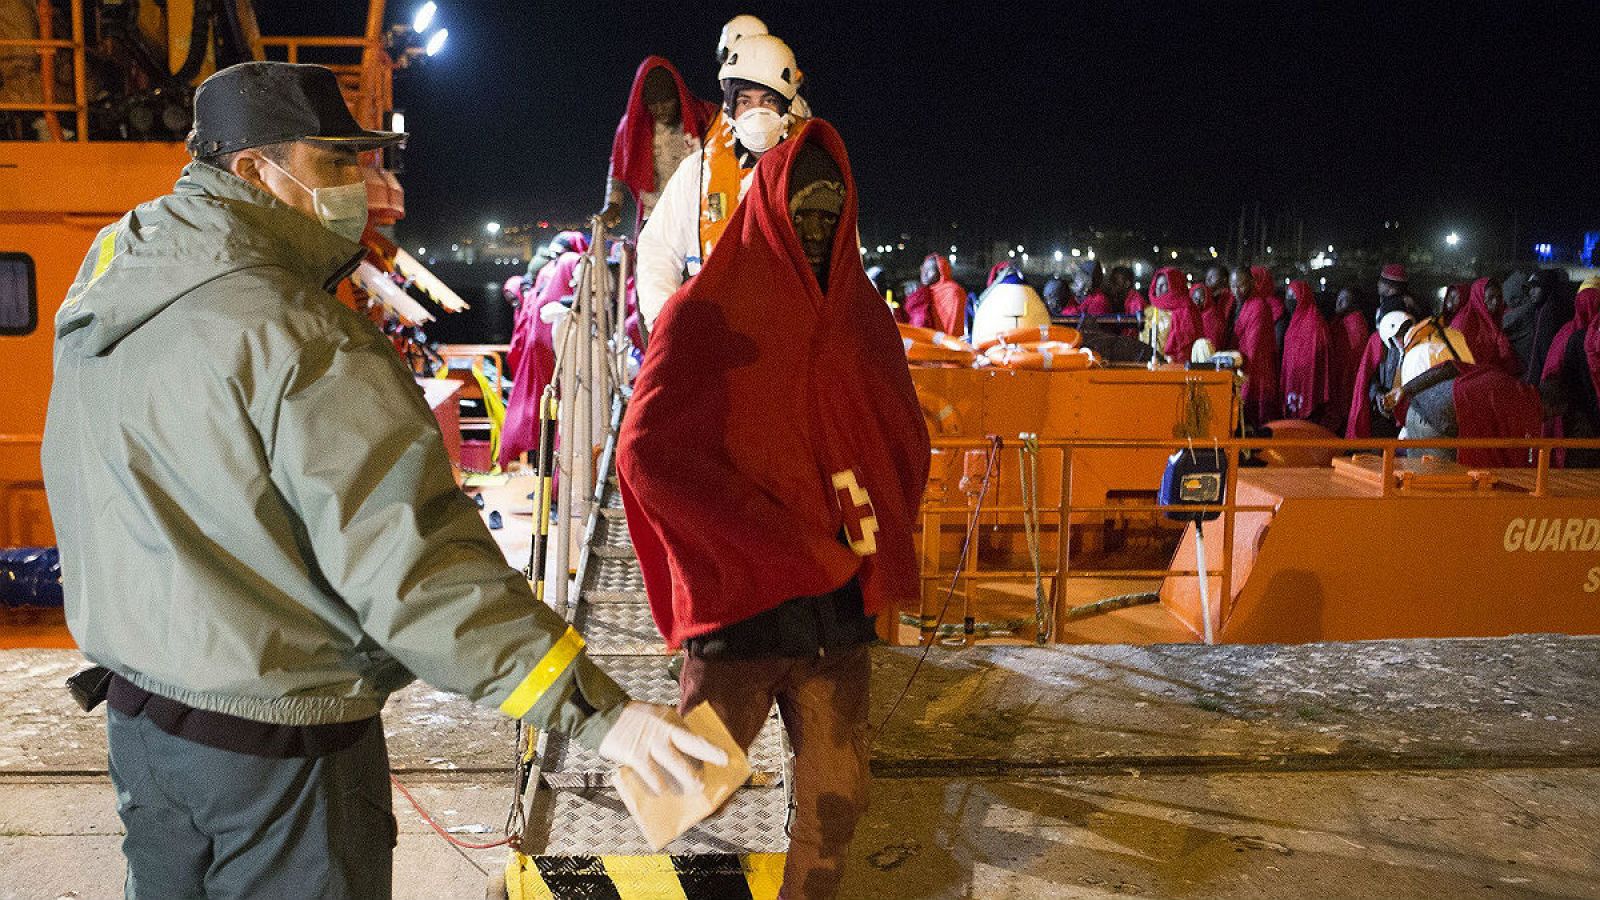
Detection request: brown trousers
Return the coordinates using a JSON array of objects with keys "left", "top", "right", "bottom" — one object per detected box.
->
[{"left": 678, "top": 645, "right": 872, "bottom": 900}]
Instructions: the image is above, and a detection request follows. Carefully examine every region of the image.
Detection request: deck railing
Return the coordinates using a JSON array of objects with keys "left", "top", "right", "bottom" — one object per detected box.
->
[{"left": 914, "top": 433, "right": 1600, "bottom": 648}]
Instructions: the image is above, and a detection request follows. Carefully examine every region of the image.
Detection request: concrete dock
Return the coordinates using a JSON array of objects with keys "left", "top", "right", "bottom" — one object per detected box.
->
[{"left": 3, "top": 634, "right": 1598, "bottom": 899}]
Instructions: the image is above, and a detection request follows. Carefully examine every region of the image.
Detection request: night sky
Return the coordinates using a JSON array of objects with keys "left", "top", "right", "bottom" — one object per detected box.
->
[{"left": 261, "top": 1, "right": 1599, "bottom": 253}]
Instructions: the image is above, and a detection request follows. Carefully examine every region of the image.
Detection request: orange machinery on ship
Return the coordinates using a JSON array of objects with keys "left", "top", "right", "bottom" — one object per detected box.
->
[{"left": 0, "top": 0, "right": 455, "bottom": 647}]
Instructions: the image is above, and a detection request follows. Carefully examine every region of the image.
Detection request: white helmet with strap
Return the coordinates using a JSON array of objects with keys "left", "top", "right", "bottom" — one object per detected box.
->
[
  {"left": 717, "top": 15, "right": 769, "bottom": 62},
  {"left": 718, "top": 33, "right": 801, "bottom": 101}
]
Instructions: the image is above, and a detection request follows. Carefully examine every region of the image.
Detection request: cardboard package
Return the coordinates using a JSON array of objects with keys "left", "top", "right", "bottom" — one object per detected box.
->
[{"left": 612, "top": 702, "right": 752, "bottom": 850}]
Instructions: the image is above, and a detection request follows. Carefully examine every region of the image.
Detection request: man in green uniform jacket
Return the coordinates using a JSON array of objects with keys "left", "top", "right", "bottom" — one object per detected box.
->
[{"left": 41, "top": 62, "right": 723, "bottom": 899}]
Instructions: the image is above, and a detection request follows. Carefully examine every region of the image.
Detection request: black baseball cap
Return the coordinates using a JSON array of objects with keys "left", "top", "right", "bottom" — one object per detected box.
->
[{"left": 186, "top": 61, "right": 405, "bottom": 157}]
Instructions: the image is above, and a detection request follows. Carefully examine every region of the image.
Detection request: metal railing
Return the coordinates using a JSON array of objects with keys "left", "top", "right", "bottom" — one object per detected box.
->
[
  {"left": 524, "top": 218, "right": 633, "bottom": 610},
  {"left": 2, "top": 1, "right": 393, "bottom": 141},
  {"left": 913, "top": 434, "right": 1600, "bottom": 648}
]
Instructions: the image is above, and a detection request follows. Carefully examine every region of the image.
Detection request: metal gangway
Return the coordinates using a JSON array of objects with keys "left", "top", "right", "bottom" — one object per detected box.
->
[{"left": 497, "top": 221, "right": 789, "bottom": 899}]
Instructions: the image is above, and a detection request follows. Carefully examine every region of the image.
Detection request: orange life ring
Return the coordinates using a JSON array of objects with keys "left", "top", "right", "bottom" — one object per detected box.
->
[
  {"left": 976, "top": 324, "right": 1081, "bottom": 352},
  {"left": 897, "top": 323, "right": 972, "bottom": 352},
  {"left": 984, "top": 341, "right": 1095, "bottom": 371},
  {"left": 904, "top": 339, "right": 977, "bottom": 365}
]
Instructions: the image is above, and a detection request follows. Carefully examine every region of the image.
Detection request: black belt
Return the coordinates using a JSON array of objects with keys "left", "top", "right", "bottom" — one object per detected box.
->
[{"left": 107, "top": 674, "right": 376, "bottom": 758}]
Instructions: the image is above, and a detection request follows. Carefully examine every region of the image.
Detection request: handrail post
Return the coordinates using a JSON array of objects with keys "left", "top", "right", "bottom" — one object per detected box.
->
[
  {"left": 1219, "top": 453, "right": 1237, "bottom": 630},
  {"left": 70, "top": 0, "right": 86, "bottom": 141},
  {"left": 570, "top": 256, "right": 593, "bottom": 562},
  {"left": 1534, "top": 448, "right": 1550, "bottom": 497},
  {"left": 552, "top": 275, "right": 580, "bottom": 607},
  {"left": 1049, "top": 445, "right": 1073, "bottom": 644}
]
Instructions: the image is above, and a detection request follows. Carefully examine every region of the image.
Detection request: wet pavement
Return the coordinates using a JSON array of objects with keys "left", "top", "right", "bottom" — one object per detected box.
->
[{"left": 3, "top": 634, "right": 1597, "bottom": 898}]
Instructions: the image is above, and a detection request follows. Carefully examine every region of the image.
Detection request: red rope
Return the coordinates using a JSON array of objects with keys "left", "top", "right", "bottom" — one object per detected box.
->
[{"left": 389, "top": 773, "right": 514, "bottom": 850}]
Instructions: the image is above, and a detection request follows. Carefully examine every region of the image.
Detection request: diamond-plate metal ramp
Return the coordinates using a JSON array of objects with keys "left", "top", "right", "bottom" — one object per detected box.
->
[
  {"left": 582, "top": 556, "right": 644, "bottom": 595},
  {"left": 535, "top": 787, "right": 790, "bottom": 856},
  {"left": 596, "top": 514, "right": 634, "bottom": 551},
  {"left": 515, "top": 474, "right": 792, "bottom": 898},
  {"left": 555, "top": 656, "right": 789, "bottom": 782},
  {"left": 575, "top": 603, "right": 667, "bottom": 656}
]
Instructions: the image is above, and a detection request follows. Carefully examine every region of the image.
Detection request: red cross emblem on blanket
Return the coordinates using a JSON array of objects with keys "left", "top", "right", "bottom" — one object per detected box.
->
[{"left": 831, "top": 470, "right": 879, "bottom": 556}]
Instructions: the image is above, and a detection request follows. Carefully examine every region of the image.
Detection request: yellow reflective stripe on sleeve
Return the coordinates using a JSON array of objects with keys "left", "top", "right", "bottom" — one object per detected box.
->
[
  {"left": 88, "top": 230, "right": 118, "bottom": 283},
  {"left": 498, "top": 626, "right": 585, "bottom": 719}
]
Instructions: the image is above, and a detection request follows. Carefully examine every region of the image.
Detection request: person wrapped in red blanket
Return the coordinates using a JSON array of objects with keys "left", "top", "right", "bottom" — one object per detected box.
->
[
  {"left": 902, "top": 252, "right": 967, "bottom": 335},
  {"left": 1280, "top": 280, "right": 1335, "bottom": 426},
  {"left": 600, "top": 57, "right": 714, "bottom": 231},
  {"left": 619, "top": 119, "right": 929, "bottom": 899},
  {"left": 500, "top": 232, "right": 588, "bottom": 469},
  {"left": 1451, "top": 277, "right": 1520, "bottom": 376},
  {"left": 1231, "top": 266, "right": 1281, "bottom": 427}
]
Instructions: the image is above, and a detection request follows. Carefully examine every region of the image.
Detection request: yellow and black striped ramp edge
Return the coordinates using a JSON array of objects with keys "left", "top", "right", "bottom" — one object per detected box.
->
[{"left": 507, "top": 852, "right": 785, "bottom": 900}]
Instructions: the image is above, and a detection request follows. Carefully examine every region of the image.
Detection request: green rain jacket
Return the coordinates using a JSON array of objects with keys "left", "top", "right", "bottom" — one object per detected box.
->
[{"left": 42, "top": 163, "right": 625, "bottom": 748}]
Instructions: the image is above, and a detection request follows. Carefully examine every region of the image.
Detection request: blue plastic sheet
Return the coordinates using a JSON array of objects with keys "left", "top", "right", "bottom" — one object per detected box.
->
[{"left": 0, "top": 547, "right": 64, "bottom": 609}]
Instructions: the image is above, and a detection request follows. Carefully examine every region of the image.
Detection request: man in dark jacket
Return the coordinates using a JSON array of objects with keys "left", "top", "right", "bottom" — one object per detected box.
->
[{"left": 42, "top": 62, "right": 723, "bottom": 899}]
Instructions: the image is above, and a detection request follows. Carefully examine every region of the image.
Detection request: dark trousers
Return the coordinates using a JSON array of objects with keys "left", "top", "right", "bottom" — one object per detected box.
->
[
  {"left": 107, "top": 707, "right": 397, "bottom": 899},
  {"left": 678, "top": 645, "right": 872, "bottom": 900}
]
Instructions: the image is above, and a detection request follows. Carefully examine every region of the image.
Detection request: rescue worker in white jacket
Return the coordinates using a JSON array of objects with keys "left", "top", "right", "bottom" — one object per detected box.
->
[{"left": 636, "top": 34, "right": 807, "bottom": 328}]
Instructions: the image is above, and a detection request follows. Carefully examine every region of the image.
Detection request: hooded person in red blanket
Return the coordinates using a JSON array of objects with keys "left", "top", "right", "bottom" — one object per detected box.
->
[
  {"left": 1538, "top": 286, "right": 1600, "bottom": 467},
  {"left": 599, "top": 57, "right": 713, "bottom": 232},
  {"left": 1327, "top": 287, "right": 1373, "bottom": 435},
  {"left": 1452, "top": 276, "right": 1520, "bottom": 376},
  {"left": 619, "top": 120, "right": 929, "bottom": 899},
  {"left": 903, "top": 252, "right": 968, "bottom": 335},
  {"left": 1232, "top": 266, "right": 1281, "bottom": 427},
  {"left": 1280, "top": 280, "right": 1335, "bottom": 425},
  {"left": 501, "top": 232, "right": 589, "bottom": 469},
  {"left": 1143, "top": 266, "right": 1197, "bottom": 361}
]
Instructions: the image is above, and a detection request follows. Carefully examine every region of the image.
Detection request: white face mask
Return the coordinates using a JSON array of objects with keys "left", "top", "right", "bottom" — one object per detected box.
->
[
  {"left": 261, "top": 156, "right": 370, "bottom": 243},
  {"left": 731, "top": 107, "right": 787, "bottom": 153}
]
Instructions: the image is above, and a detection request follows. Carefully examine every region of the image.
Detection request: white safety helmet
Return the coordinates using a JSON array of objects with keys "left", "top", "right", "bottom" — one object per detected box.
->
[
  {"left": 718, "top": 33, "right": 801, "bottom": 102},
  {"left": 717, "top": 14, "right": 769, "bottom": 63},
  {"left": 971, "top": 283, "right": 1050, "bottom": 346},
  {"left": 1189, "top": 338, "right": 1216, "bottom": 364},
  {"left": 1377, "top": 309, "right": 1414, "bottom": 347}
]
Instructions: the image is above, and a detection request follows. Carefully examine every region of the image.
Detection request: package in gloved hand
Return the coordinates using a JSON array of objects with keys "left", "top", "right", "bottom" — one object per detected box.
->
[{"left": 612, "top": 702, "right": 750, "bottom": 850}]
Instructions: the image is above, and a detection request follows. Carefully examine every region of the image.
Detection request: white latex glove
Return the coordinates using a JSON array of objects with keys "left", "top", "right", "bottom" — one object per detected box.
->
[{"left": 598, "top": 701, "right": 729, "bottom": 795}]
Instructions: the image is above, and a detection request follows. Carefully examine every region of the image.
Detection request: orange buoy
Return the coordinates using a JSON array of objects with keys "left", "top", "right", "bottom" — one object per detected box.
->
[
  {"left": 976, "top": 324, "right": 1081, "bottom": 352},
  {"left": 904, "top": 339, "right": 978, "bottom": 365},
  {"left": 897, "top": 323, "right": 973, "bottom": 352},
  {"left": 984, "top": 341, "right": 1095, "bottom": 370}
]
